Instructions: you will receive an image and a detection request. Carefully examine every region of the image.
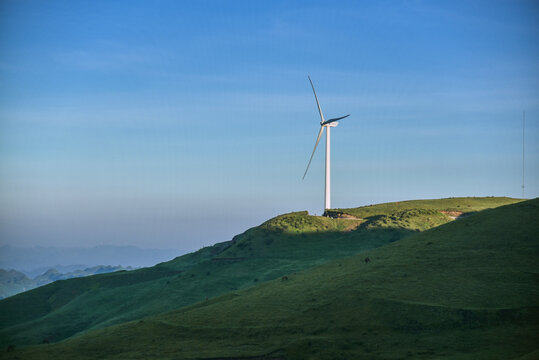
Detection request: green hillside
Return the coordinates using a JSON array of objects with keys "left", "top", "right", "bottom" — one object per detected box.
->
[
  {"left": 331, "top": 196, "right": 520, "bottom": 222},
  {"left": 0, "top": 197, "right": 528, "bottom": 358},
  {"left": 4, "top": 197, "right": 536, "bottom": 360}
]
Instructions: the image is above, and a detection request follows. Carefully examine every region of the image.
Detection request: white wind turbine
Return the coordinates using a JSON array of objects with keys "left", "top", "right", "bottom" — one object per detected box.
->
[{"left": 303, "top": 76, "right": 350, "bottom": 213}]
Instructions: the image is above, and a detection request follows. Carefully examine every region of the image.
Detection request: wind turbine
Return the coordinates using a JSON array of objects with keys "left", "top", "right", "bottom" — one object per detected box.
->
[{"left": 303, "top": 76, "right": 350, "bottom": 213}]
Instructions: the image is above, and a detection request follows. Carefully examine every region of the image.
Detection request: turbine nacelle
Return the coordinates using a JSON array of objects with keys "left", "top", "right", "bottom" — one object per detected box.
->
[{"left": 322, "top": 114, "right": 349, "bottom": 126}]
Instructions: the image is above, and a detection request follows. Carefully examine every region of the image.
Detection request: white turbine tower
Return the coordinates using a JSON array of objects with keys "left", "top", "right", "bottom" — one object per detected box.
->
[{"left": 303, "top": 76, "right": 350, "bottom": 214}]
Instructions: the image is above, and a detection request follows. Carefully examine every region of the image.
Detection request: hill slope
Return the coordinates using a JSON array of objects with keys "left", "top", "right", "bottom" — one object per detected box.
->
[
  {"left": 0, "top": 197, "right": 524, "bottom": 352},
  {"left": 5, "top": 198, "right": 537, "bottom": 360}
]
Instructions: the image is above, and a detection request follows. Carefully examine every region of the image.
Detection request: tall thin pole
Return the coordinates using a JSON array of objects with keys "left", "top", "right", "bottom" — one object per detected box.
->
[
  {"left": 522, "top": 111, "right": 525, "bottom": 198},
  {"left": 325, "top": 125, "right": 331, "bottom": 211}
]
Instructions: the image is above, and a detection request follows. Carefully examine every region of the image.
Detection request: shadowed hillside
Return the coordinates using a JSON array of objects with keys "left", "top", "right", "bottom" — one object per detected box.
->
[{"left": 0, "top": 197, "right": 529, "bottom": 359}]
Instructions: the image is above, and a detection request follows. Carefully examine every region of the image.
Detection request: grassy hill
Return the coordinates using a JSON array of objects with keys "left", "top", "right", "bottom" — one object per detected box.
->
[{"left": 0, "top": 197, "right": 530, "bottom": 359}]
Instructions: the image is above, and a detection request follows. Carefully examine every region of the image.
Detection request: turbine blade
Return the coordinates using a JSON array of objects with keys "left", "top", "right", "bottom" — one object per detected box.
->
[
  {"left": 308, "top": 76, "right": 325, "bottom": 124},
  {"left": 303, "top": 126, "right": 325, "bottom": 180},
  {"left": 323, "top": 114, "right": 350, "bottom": 125}
]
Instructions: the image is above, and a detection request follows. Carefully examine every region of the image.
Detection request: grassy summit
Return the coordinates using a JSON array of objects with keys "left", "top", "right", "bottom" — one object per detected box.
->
[
  {"left": 0, "top": 197, "right": 530, "bottom": 359},
  {"left": 331, "top": 196, "right": 519, "bottom": 224}
]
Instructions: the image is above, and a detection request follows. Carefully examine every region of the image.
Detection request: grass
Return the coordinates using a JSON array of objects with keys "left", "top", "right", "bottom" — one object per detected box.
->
[
  {"left": 331, "top": 196, "right": 520, "bottom": 218},
  {"left": 0, "top": 196, "right": 530, "bottom": 359}
]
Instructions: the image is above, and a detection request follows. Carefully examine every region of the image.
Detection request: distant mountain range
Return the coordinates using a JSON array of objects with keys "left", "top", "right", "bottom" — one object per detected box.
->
[
  {"left": 0, "top": 245, "right": 184, "bottom": 276},
  {"left": 0, "top": 265, "right": 132, "bottom": 299}
]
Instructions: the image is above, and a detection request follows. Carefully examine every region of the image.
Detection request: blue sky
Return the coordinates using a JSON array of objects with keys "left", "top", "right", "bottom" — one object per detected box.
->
[{"left": 1, "top": 0, "right": 538, "bottom": 252}]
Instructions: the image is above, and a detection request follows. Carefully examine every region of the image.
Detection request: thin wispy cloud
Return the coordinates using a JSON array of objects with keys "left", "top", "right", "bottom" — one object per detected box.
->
[{"left": 52, "top": 49, "right": 152, "bottom": 71}]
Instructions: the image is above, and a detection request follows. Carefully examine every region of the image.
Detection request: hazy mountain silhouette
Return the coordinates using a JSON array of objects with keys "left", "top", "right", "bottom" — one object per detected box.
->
[
  {"left": 0, "top": 265, "right": 132, "bottom": 299},
  {"left": 0, "top": 245, "right": 183, "bottom": 275}
]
